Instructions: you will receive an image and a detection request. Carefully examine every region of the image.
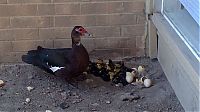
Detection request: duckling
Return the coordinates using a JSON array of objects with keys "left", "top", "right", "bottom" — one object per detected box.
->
[
  {"left": 96, "top": 59, "right": 110, "bottom": 81},
  {"left": 87, "top": 61, "right": 100, "bottom": 77},
  {"left": 111, "top": 61, "right": 129, "bottom": 86},
  {"left": 138, "top": 65, "right": 145, "bottom": 76},
  {"left": 88, "top": 59, "right": 110, "bottom": 81},
  {"left": 106, "top": 59, "right": 116, "bottom": 80}
]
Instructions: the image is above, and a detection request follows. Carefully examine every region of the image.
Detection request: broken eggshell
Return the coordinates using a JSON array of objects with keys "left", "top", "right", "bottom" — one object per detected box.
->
[{"left": 139, "top": 76, "right": 152, "bottom": 87}]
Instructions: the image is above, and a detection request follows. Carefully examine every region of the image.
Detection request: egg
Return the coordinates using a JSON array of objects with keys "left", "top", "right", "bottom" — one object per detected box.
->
[
  {"left": 143, "top": 79, "right": 152, "bottom": 88},
  {"left": 126, "top": 72, "right": 134, "bottom": 83},
  {"left": 0, "top": 80, "right": 5, "bottom": 87}
]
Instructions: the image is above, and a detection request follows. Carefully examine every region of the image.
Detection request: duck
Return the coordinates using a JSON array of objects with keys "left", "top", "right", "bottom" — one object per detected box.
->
[{"left": 22, "top": 26, "right": 92, "bottom": 80}]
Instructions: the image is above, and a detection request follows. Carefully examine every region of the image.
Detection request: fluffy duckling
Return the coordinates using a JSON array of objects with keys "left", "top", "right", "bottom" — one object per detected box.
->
[
  {"left": 87, "top": 61, "right": 100, "bottom": 77},
  {"left": 93, "top": 59, "right": 110, "bottom": 81},
  {"left": 138, "top": 65, "right": 145, "bottom": 76},
  {"left": 106, "top": 59, "right": 117, "bottom": 80},
  {"left": 111, "top": 61, "right": 130, "bottom": 86}
]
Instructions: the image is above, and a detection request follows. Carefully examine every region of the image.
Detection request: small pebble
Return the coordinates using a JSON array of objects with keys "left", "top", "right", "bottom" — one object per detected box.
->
[
  {"left": 27, "top": 86, "right": 34, "bottom": 92},
  {"left": 25, "top": 98, "right": 31, "bottom": 103},
  {"left": 60, "top": 92, "right": 68, "bottom": 100},
  {"left": 28, "top": 75, "right": 34, "bottom": 79},
  {"left": 59, "top": 102, "right": 69, "bottom": 109},
  {"left": 120, "top": 93, "right": 140, "bottom": 101},
  {"left": 91, "top": 103, "right": 99, "bottom": 106},
  {"left": 91, "top": 108, "right": 97, "bottom": 111},
  {"left": 45, "top": 110, "right": 52, "bottom": 112},
  {"left": 0, "top": 80, "right": 5, "bottom": 87},
  {"left": 105, "top": 100, "right": 111, "bottom": 104}
]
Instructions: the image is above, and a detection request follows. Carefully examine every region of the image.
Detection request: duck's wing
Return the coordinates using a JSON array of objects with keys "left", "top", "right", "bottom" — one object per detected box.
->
[{"left": 22, "top": 46, "right": 72, "bottom": 74}]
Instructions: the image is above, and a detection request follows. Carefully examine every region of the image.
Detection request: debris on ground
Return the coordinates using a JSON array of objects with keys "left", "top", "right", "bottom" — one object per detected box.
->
[
  {"left": 0, "top": 80, "right": 5, "bottom": 87},
  {"left": 59, "top": 102, "right": 69, "bottom": 109},
  {"left": 25, "top": 98, "right": 31, "bottom": 103},
  {"left": 120, "top": 93, "right": 140, "bottom": 101},
  {"left": 26, "top": 86, "right": 34, "bottom": 92}
]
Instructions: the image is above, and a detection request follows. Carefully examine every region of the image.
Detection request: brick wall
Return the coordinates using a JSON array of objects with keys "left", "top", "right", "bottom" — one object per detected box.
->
[{"left": 0, "top": 0, "right": 146, "bottom": 63}]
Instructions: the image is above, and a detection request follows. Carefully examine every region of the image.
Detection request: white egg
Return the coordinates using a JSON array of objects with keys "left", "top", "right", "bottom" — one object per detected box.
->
[
  {"left": 143, "top": 79, "right": 152, "bottom": 88},
  {"left": 126, "top": 72, "right": 134, "bottom": 83},
  {"left": 0, "top": 80, "right": 5, "bottom": 87}
]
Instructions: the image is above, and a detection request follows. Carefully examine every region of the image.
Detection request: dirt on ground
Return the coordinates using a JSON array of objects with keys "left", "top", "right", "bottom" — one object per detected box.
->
[{"left": 0, "top": 57, "right": 184, "bottom": 112}]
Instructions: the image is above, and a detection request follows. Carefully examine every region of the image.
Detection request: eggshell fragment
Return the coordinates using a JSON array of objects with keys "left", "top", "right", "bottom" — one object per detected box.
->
[
  {"left": 26, "top": 98, "right": 31, "bottom": 103},
  {"left": 27, "top": 86, "right": 34, "bottom": 92}
]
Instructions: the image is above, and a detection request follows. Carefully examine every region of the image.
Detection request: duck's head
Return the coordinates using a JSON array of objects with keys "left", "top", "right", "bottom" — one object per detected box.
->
[{"left": 71, "top": 26, "right": 92, "bottom": 46}]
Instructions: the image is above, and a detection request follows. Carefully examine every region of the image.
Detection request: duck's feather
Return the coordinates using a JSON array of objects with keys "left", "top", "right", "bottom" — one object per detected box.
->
[{"left": 22, "top": 46, "right": 71, "bottom": 74}]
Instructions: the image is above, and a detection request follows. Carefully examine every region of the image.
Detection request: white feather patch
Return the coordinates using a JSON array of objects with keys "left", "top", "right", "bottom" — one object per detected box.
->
[{"left": 50, "top": 66, "right": 64, "bottom": 73}]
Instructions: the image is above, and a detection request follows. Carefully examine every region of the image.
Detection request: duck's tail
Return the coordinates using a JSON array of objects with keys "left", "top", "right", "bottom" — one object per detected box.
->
[{"left": 21, "top": 46, "right": 43, "bottom": 65}]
